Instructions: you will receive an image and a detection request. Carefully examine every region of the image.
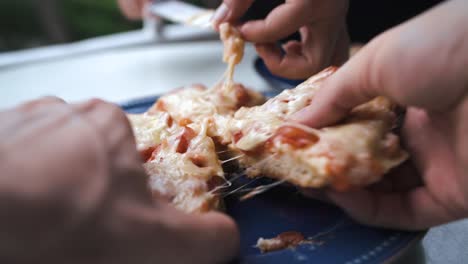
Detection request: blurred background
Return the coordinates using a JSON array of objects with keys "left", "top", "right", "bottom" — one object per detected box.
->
[
  {"left": 1, "top": 0, "right": 443, "bottom": 53},
  {"left": 0, "top": 0, "right": 214, "bottom": 52},
  {"left": 1, "top": 0, "right": 135, "bottom": 51}
]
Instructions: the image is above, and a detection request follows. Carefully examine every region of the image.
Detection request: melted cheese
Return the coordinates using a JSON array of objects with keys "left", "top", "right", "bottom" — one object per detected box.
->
[
  {"left": 230, "top": 67, "right": 337, "bottom": 151},
  {"left": 127, "top": 112, "right": 173, "bottom": 151},
  {"left": 219, "top": 22, "right": 244, "bottom": 91},
  {"left": 147, "top": 23, "right": 264, "bottom": 145},
  {"left": 129, "top": 112, "right": 223, "bottom": 213},
  {"left": 154, "top": 83, "right": 264, "bottom": 144},
  {"left": 229, "top": 67, "right": 408, "bottom": 189}
]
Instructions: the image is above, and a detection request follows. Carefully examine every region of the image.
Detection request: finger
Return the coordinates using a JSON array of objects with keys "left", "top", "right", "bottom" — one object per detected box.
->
[
  {"left": 456, "top": 99, "right": 468, "bottom": 173},
  {"left": 104, "top": 200, "right": 237, "bottom": 263},
  {"left": 73, "top": 99, "right": 139, "bottom": 165},
  {"left": 368, "top": 160, "right": 422, "bottom": 193},
  {"left": 282, "top": 40, "right": 302, "bottom": 56},
  {"left": 73, "top": 99, "right": 150, "bottom": 203},
  {"left": 256, "top": 26, "right": 327, "bottom": 79},
  {"left": 257, "top": 42, "right": 319, "bottom": 80},
  {"left": 118, "top": 0, "right": 146, "bottom": 20},
  {"left": 256, "top": 43, "right": 307, "bottom": 79},
  {"left": 240, "top": 2, "right": 310, "bottom": 43},
  {"left": 292, "top": 0, "right": 468, "bottom": 128},
  {"left": 2, "top": 97, "right": 70, "bottom": 144},
  {"left": 189, "top": 212, "right": 240, "bottom": 263},
  {"left": 17, "top": 96, "right": 66, "bottom": 111},
  {"left": 212, "top": 0, "right": 255, "bottom": 30},
  {"left": 301, "top": 188, "right": 333, "bottom": 204},
  {"left": 166, "top": 210, "right": 239, "bottom": 263},
  {"left": 327, "top": 187, "right": 463, "bottom": 230},
  {"left": 290, "top": 35, "right": 386, "bottom": 128},
  {"left": 255, "top": 43, "right": 282, "bottom": 69},
  {"left": 329, "top": 25, "right": 350, "bottom": 66}
]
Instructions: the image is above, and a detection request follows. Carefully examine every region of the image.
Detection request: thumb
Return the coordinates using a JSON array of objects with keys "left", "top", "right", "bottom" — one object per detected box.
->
[
  {"left": 326, "top": 187, "right": 463, "bottom": 230},
  {"left": 290, "top": 35, "right": 386, "bottom": 128},
  {"left": 292, "top": 0, "right": 468, "bottom": 128},
  {"left": 171, "top": 211, "right": 240, "bottom": 263}
]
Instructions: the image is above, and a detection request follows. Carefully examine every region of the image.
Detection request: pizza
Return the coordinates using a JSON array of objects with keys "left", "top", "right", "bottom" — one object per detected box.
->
[
  {"left": 228, "top": 67, "right": 408, "bottom": 191},
  {"left": 127, "top": 23, "right": 265, "bottom": 213},
  {"left": 149, "top": 82, "right": 264, "bottom": 144},
  {"left": 128, "top": 112, "right": 225, "bottom": 213},
  {"left": 127, "top": 23, "right": 408, "bottom": 214},
  {"left": 149, "top": 23, "right": 265, "bottom": 144}
]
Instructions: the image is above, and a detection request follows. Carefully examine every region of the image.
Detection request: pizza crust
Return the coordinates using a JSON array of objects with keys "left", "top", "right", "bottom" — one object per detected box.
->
[{"left": 228, "top": 67, "right": 408, "bottom": 190}]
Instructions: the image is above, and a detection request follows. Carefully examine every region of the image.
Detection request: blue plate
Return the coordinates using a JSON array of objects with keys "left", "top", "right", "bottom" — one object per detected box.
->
[
  {"left": 254, "top": 58, "right": 304, "bottom": 91},
  {"left": 120, "top": 94, "right": 423, "bottom": 264}
]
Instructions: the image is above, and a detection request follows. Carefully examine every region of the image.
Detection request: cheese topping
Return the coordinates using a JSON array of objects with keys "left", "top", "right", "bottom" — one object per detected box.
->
[
  {"left": 228, "top": 67, "right": 408, "bottom": 190},
  {"left": 147, "top": 23, "right": 264, "bottom": 145},
  {"left": 127, "top": 112, "right": 173, "bottom": 151},
  {"left": 230, "top": 67, "right": 337, "bottom": 151},
  {"left": 219, "top": 22, "right": 244, "bottom": 90},
  {"left": 128, "top": 112, "right": 223, "bottom": 213}
]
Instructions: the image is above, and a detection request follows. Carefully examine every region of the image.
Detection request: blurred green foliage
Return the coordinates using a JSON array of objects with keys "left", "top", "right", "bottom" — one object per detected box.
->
[
  {"left": 0, "top": 0, "right": 208, "bottom": 52},
  {"left": 0, "top": 0, "right": 140, "bottom": 52},
  {"left": 0, "top": 1, "right": 43, "bottom": 51},
  {"left": 62, "top": 0, "right": 141, "bottom": 40}
]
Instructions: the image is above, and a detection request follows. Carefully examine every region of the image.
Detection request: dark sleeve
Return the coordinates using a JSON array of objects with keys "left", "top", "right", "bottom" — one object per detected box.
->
[{"left": 347, "top": 0, "right": 443, "bottom": 42}]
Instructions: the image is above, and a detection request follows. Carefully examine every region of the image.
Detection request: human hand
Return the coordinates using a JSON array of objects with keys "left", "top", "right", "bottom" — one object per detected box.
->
[
  {"left": 212, "top": 0, "right": 349, "bottom": 79},
  {"left": 0, "top": 97, "right": 238, "bottom": 263},
  {"left": 118, "top": 0, "right": 149, "bottom": 20},
  {"left": 294, "top": 0, "right": 468, "bottom": 230}
]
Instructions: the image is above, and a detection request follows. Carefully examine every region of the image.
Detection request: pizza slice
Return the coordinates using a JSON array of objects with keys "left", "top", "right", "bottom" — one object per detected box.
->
[
  {"left": 148, "top": 23, "right": 265, "bottom": 144},
  {"left": 228, "top": 67, "right": 408, "bottom": 190},
  {"left": 128, "top": 112, "right": 225, "bottom": 213},
  {"left": 149, "top": 82, "right": 264, "bottom": 144}
]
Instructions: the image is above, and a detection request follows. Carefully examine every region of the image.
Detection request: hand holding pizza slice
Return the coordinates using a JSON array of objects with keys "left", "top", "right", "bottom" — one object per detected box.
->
[{"left": 228, "top": 67, "right": 407, "bottom": 191}]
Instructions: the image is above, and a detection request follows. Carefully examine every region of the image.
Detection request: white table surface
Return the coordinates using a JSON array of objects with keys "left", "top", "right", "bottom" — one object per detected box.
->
[
  {"left": 0, "top": 41, "right": 268, "bottom": 109},
  {"left": 1, "top": 40, "right": 467, "bottom": 264}
]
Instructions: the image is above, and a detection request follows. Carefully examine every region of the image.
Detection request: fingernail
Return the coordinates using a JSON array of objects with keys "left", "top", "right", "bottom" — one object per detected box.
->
[{"left": 210, "top": 3, "right": 229, "bottom": 25}]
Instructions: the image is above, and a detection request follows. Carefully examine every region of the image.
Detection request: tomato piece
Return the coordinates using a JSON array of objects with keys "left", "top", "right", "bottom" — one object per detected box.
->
[
  {"left": 176, "top": 127, "right": 196, "bottom": 154},
  {"left": 277, "top": 231, "right": 305, "bottom": 246},
  {"left": 141, "top": 144, "right": 162, "bottom": 162},
  {"left": 148, "top": 144, "right": 163, "bottom": 162},
  {"left": 178, "top": 118, "right": 192, "bottom": 126},
  {"left": 166, "top": 115, "right": 173, "bottom": 127},
  {"left": 148, "top": 100, "right": 166, "bottom": 113},
  {"left": 233, "top": 131, "right": 243, "bottom": 143},
  {"left": 140, "top": 147, "right": 155, "bottom": 162},
  {"left": 270, "top": 126, "right": 319, "bottom": 149},
  {"left": 190, "top": 154, "right": 207, "bottom": 167}
]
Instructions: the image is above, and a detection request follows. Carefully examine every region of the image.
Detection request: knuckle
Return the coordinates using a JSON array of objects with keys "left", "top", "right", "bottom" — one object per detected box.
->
[
  {"left": 79, "top": 98, "right": 133, "bottom": 139},
  {"left": 85, "top": 98, "right": 126, "bottom": 121},
  {"left": 18, "top": 96, "right": 66, "bottom": 111},
  {"left": 38, "top": 96, "right": 66, "bottom": 104}
]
